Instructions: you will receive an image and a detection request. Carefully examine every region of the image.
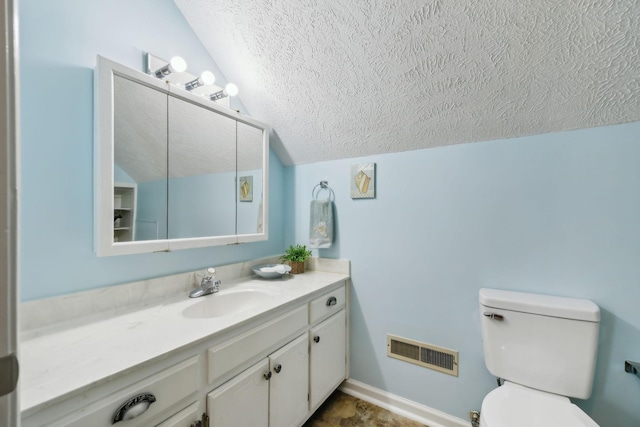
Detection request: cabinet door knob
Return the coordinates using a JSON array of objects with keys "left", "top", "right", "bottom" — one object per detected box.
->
[
  {"left": 112, "top": 393, "right": 156, "bottom": 423},
  {"left": 264, "top": 371, "right": 272, "bottom": 380},
  {"left": 326, "top": 296, "right": 337, "bottom": 306},
  {"left": 313, "top": 336, "right": 320, "bottom": 343},
  {"left": 274, "top": 364, "right": 282, "bottom": 374}
]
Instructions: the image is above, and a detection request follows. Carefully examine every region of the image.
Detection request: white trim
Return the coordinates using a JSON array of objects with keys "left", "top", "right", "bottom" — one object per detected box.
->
[{"left": 340, "top": 379, "right": 468, "bottom": 427}]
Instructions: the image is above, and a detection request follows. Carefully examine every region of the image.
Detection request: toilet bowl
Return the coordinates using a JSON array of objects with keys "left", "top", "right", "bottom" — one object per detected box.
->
[
  {"left": 479, "top": 288, "right": 601, "bottom": 427},
  {"left": 480, "top": 382, "right": 598, "bottom": 427}
]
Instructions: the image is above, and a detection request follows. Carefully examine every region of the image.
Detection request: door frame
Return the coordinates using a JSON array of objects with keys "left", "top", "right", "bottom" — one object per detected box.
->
[{"left": 0, "top": 0, "right": 20, "bottom": 425}]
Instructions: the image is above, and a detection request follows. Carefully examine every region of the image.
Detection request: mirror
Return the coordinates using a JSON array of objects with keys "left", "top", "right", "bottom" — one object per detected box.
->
[
  {"left": 95, "top": 56, "right": 269, "bottom": 256},
  {"left": 237, "top": 121, "right": 265, "bottom": 235},
  {"left": 167, "top": 94, "right": 237, "bottom": 239},
  {"left": 113, "top": 74, "right": 168, "bottom": 242}
]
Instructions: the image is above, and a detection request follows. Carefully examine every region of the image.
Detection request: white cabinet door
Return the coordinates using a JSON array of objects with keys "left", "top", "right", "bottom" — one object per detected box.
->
[
  {"left": 269, "top": 334, "right": 309, "bottom": 427},
  {"left": 309, "top": 310, "right": 346, "bottom": 410},
  {"left": 208, "top": 359, "right": 269, "bottom": 427}
]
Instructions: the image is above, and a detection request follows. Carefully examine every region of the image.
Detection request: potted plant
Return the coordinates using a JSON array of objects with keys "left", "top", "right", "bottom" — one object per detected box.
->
[{"left": 281, "top": 244, "right": 312, "bottom": 274}]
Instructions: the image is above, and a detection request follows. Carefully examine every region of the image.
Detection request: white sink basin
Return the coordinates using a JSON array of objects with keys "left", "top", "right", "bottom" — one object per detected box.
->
[{"left": 182, "top": 287, "right": 279, "bottom": 319}]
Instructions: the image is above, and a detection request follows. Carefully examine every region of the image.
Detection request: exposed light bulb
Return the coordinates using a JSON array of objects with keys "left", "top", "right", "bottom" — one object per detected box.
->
[
  {"left": 169, "top": 56, "right": 187, "bottom": 73},
  {"left": 225, "top": 83, "right": 239, "bottom": 97},
  {"left": 200, "top": 71, "right": 216, "bottom": 86}
]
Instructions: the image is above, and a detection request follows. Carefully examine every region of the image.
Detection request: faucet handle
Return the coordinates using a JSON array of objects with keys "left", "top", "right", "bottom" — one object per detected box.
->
[{"left": 204, "top": 267, "right": 216, "bottom": 279}]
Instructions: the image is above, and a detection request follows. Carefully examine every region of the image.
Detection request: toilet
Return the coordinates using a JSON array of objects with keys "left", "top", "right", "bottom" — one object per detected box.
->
[{"left": 479, "top": 288, "right": 601, "bottom": 427}]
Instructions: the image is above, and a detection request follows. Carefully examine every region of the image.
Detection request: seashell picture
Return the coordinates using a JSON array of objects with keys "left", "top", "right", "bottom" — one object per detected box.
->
[
  {"left": 350, "top": 163, "right": 376, "bottom": 199},
  {"left": 239, "top": 175, "right": 253, "bottom": 202}
]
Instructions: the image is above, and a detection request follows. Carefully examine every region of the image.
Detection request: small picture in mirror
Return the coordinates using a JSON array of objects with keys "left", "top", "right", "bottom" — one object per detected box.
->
[{"left": 240, "top": 176, "right": 253, "bottom": 202}]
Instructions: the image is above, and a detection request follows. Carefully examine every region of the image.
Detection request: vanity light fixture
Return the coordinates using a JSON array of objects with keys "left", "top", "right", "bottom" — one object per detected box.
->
[
  {"left": 209, "top": 83, "right": 239, "bottom": 101},
  {"left": 153, "top": 56, "right": 187, "bottom": 78},
  {"left": 184, "top": 71, "right": 216, "bottom": 91}
]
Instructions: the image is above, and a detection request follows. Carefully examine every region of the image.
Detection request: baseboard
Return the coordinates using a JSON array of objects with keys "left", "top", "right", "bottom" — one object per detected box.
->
[{"left": 339, "top": 379, "right": 468, "bottom": 427}]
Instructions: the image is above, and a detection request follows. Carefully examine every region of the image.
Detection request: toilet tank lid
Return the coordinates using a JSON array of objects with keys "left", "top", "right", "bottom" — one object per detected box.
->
[{"left": 479, "top": 288, "right": 600, "bottom": 322}]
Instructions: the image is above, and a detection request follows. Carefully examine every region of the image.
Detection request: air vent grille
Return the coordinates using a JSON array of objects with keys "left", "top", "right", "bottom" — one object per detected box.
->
[
  {"left": 390, "top": 339, "right": 420, "bottom": 361},
  {"left": 387, "top": 334, "right": 458, "bottom": 376}
]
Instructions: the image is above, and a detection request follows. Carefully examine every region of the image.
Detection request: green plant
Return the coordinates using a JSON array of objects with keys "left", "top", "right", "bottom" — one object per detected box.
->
[{"left": 281, "top": 244, "right": 312, "bottom": 263}]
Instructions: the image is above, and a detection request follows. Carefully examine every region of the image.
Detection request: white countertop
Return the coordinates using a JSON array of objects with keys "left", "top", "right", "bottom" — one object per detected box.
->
[{"left": 20, "top": 270, "right": 349, "bottom": 414}]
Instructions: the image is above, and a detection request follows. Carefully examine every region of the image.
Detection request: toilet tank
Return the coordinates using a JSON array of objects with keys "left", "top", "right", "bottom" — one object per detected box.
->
[{"left": 479, "top": 288, "right": 600, "bottom": 399}]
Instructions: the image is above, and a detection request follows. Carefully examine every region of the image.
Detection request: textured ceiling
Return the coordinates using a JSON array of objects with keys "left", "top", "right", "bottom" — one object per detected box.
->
[
  {"left": 174, "top": 0, "right": 640, "bottom": 166},
  {"left": 114, "top": 75, "right": 263, "bottom": 183}
]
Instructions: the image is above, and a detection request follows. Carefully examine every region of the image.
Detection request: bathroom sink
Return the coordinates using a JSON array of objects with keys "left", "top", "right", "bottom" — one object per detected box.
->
[{"left": 182, "top": 287, "right": 279, "bottom": 319}]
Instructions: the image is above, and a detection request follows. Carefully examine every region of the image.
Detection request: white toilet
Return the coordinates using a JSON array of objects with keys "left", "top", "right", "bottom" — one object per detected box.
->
[{"left": 479, "top": 288, "right": 601, "bottom": 427}]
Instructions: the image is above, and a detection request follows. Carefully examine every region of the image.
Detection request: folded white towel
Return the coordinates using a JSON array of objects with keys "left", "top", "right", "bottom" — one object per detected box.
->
[
  {"left": 309, "top": 199, "right": 333, "bottom": 248},
  {"left": 259, "top": 265, "right": 287, "bottom": 274}
]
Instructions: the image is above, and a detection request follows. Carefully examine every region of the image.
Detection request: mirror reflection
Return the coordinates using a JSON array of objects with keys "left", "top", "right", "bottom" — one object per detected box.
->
[
  {"left": 167, "top": 95, "right": 237, "bottom": 239},
  {"left": 113, "top": 75, "right": 168, "bottom": 242},
  {"left": 236, "top": 122, "right": 264, "bottom": 235}
]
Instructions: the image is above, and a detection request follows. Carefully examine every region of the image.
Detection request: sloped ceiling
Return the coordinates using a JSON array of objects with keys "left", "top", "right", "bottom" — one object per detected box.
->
[
  {"left": 114, "top": 75, "right": 263, "bottom": 182},
  {"left": 173, "top": 0, "right": 640, "bottom": 166}
]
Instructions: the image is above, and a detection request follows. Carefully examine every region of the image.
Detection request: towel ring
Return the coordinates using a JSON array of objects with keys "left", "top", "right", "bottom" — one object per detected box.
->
[{"left": 312, "top": 180, "right": 335, "bottom": 201}]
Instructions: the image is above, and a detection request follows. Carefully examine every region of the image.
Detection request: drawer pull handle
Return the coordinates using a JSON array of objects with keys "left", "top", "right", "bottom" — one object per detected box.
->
[
  {"left": 112, "top": 393, "right": 156, "bottom": 424},
  {"left": 264, "top": 371, "right": 272, "bottom": 380},
  {"left": 313, "top": 336, "right": 320, "bottom": 343},
  {"left": 274, "top": 364, "right": 282, "bottom": 374},
  {"left": 326, "top": 296, "right": 337, "bottom": 306}
]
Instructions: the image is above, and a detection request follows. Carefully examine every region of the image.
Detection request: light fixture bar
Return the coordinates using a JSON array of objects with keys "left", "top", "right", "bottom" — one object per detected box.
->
[
  {"left": 210, "top": 83, "right": 238, "bottom": 101},
  {"left": 184, "top": 71, "right": 215, "bottom": 91},
  {"left": 153, "top": 56, "right": 187, "bottom": 78}
]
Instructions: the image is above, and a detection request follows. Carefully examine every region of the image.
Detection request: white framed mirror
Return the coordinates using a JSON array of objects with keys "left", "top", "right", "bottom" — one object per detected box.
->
[{"left": 94, "top": 56, "right": 269, "bottom": 256}]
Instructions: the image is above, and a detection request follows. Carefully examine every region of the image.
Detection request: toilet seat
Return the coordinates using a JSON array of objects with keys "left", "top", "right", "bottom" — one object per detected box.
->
[{"left": 480, "top": 382, "right": 599, "bottom": 427}]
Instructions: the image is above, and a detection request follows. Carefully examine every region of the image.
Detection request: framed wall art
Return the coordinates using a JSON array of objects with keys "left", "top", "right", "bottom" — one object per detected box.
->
[
  {"left": 350, "top": 163, "right": 375, "bottom": 199},
  {"left": 239, "top": 176, "right": 253, "bottom": 202}
]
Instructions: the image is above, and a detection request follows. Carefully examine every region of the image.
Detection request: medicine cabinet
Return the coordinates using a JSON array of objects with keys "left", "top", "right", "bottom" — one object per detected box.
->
[{"left": 94, "top": 56, "right": 269, "bottom": 256}]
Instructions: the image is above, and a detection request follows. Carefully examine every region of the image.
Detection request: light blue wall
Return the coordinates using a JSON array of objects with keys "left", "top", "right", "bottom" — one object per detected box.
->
[
  {"left": 114, "top": 164, "right": 135, "bottom": 184},
  {"left": 136, "top": 179, "right": 168, "bottom": 241},
  {"left": 168, "top": 172, "right": 235, "bottom": 238},
  {"left": 19, "top": 0, "right": 285, "bottom": 301},
  {"left": 285, "top": 121, "right": 640, "bottom": 426},
  {"left": 136, "top": 169, "right": 264, "bottom": 240}
]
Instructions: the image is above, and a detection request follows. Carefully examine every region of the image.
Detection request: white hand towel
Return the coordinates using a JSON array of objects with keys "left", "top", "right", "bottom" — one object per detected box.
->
[{"left": 309, "top": 199, "right": 333, "bottom": 248}]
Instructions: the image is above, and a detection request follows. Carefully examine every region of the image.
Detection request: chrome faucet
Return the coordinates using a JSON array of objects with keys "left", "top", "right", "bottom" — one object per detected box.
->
[{"left": 189, "top": 267, "right": 221, "bottom": 298}]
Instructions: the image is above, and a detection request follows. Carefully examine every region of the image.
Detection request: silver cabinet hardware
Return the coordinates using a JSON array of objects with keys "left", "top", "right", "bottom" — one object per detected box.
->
[
  {"left": 313, "top": 336, "right": 320, "bottom": 343},
  {"left": 326, "top": 296, "right": 337, "bottom": 306},
  {"left": 483, "top": 312, "right": 504, "bottom": 321},
  {"left": 274, "top": 364, "right": 282, "bottom": 374},
  {"left": 0, "top": 353, "right": 19, "bottom": 397},
  {"left": 263, "top": 371, "right": 272, "bottom": 380},
  {"left": 112, "top": 393, "right": 156, "bottom": 423}
]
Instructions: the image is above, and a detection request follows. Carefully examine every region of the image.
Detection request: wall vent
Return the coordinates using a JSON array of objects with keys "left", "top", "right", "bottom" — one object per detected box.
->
[{"left": 387, "top": 334, "right": 458, "bottom": 376}]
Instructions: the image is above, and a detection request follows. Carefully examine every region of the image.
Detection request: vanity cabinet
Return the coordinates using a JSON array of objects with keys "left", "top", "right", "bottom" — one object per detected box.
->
[
  {"left": 155, "top": 402, "right": 203, "bottom": 427},
  {"left": 21, "top": 275, "right": 349, "bottom": 427},
  {"left": 208, "top": 285, "right": 347, "bottom": 427},
  {"left": 208, "top": 334, "right": 309, "bottom": 427},
  {"left": 36, "top": 356, "right": 200, "bottom": 427}
]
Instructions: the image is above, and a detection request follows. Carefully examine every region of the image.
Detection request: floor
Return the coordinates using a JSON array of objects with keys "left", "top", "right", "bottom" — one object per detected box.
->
[{"left": 303, "top": 390, "right": 429, "bottom": 427}]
